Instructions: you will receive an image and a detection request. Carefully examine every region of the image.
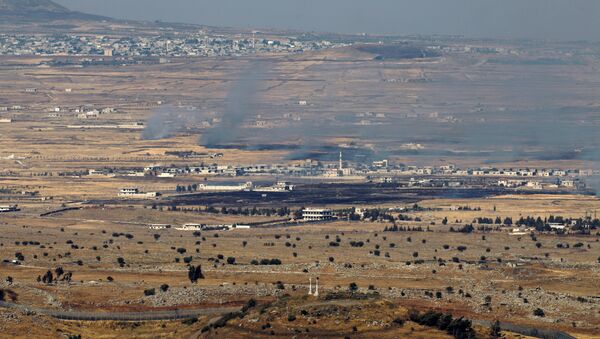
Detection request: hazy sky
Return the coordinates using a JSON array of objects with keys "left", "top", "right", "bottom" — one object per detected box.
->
[{"left": 54, "top": 0, "right": 600, "bottom": 41}]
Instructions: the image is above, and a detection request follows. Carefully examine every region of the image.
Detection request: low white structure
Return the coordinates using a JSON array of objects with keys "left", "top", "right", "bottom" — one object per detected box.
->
[
  {"left": 197, "top": 182, "right": 253, "bottom": 192},
  {"left": 560, "top": 180, "right": 575, "bottom": 188},
  {"left": 548, "top": 223, "right": 567, "bottom": 231},
  {"left": 525, "top": 181, "right": 543, "bottom": 190},
  {"left": 231, "top": 224, "right": 251, "bottom": 229},
  {"left": 302, "top": 208, "right": 334, "bottom": 221},
  {"left": 372, "top": 160, "right": 388, "bottom": 168},
  {"left": 118, "top": 188, "right": 159, "bottom": 199},
  {"left": 510, "top": 227, "right": 529, "bottom": 235},
  {"left": 175, "top": 224, "right": 203, "bottom": 231},
  {"left": 254, "top": 181, "right": 294, "bottom": 192},
  {"left": 0, "top": 205, "right": 19, "bottom": 212},
  {"left": 148, "top": 224, "right": 171, "bottom": 230}
]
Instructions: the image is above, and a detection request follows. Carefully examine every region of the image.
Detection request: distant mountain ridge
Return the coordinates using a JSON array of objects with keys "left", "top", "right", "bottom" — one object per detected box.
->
[
  {"left": 0, "top": 0, "right": 109, "bottom": 22},
  {"left": 0, "top": 0, "right": 69, "bottom": 12}
]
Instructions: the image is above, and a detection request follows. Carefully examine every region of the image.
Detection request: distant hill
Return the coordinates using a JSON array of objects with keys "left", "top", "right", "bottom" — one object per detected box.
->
[
  {"left": 0, "top": 0, "right": 109, "bottom": 22},
  {"left": 0, "top": 0, "right": 68, "bottom": 12}
]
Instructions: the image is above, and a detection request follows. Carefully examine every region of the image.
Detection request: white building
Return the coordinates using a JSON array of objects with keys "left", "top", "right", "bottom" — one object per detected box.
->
[
  {"left": 175, "top": 223, "right": 204, "bottom": 231},
  {"left": 77, "top": 111, "right": 99, "bottom": 119},
  {"left": 525, "top": 181, "right": 543, "bottom": 190},
  {"left": 0, "top": 205, "right": 19, "bottom": 212},
  {"left": 118, "top": 188, "right": 159, "bottom": 198},
  {"left": 548, "top": 223, "right": 567, "bottom": 231},
  {"left": 254, "top": 181, "right": 294, "bottom": 192},
  {"left": 372, "top": 160, "right": 389, "bottom": 168},
  {"left": 148, "top": 224, "right": 171, "bottom": 230},
  {"left": 197, "top": 182, "right": 253, "bottom": 192},
  {"left": 559, "top": 180, "right": 575, "bottom": 188},
  {"left": 302, "top": 208, "right": 334, "bottom": 221}
]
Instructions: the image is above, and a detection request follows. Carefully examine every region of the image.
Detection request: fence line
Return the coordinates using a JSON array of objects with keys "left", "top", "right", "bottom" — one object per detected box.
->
[{"left": 0, "top": 301, "right": 239, "bottom": 321}]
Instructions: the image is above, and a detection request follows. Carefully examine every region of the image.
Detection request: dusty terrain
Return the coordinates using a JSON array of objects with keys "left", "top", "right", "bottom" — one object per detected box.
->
[{"left": 1, "top": 195, "right": 599, "bottom": 338}]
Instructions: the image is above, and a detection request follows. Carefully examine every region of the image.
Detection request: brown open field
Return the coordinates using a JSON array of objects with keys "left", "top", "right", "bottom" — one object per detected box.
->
[
  {"left": 2, "top": 39, "right": 600, "bottom": 173},
  {"left": 1, "top": 194, "right": 599, "bottom": 337}
]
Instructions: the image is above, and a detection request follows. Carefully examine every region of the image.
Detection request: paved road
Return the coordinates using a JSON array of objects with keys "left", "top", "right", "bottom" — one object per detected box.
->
[{"left": 0, "top": 301, "right": 240, "bottom": 321}]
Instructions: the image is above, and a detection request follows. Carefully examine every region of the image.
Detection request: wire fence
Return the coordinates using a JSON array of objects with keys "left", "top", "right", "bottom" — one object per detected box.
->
[
  {"left": 473, "top": 319, "right": 576, "bottom": 339},
  {"left": 0, "top": 301, "right": 239, "bottom": 321},
  {"left": 0, "top": 301, "right": 578, "bottom": 337}
]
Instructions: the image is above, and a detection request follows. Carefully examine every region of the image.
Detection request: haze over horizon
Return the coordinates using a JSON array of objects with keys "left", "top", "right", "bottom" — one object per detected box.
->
[{"left": 54, "top": 0, "right": 600, "bottom": 41}]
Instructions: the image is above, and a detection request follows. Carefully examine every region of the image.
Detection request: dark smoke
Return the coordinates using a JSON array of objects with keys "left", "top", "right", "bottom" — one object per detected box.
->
[{"left": 201, "top": 62, "right": 266, "bottom": 147}]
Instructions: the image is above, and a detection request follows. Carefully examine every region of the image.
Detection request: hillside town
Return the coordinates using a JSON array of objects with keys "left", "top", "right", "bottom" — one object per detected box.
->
[{"left": 0, "top": 32, "right": 343, "bottom": 57}]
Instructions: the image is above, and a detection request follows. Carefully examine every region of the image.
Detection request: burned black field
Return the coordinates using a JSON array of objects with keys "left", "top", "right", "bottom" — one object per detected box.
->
[{"left": 167, "top": 183, "right": 512, "bottom": 207}]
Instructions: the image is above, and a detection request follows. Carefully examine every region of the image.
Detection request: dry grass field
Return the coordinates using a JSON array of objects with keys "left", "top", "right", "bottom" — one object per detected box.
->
[{"left": 1, "top": 194, "right": 599, "bottom": 337}]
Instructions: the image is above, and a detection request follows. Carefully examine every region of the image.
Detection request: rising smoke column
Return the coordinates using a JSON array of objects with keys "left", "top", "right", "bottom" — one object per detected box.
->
[
  {"left": 142, "top": 105, "right": 179, "bottom": 140},
  {"left": 201, "top": 61, "right": 266, "bottom": 147},
  {"left": 142, "top": 104, "right": 206, "bottom": 140}
]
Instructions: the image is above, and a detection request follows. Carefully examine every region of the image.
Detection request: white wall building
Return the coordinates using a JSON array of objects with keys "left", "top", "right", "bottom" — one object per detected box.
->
[{"left": 302, "top": 208, "right": 334, "bottom": 221}]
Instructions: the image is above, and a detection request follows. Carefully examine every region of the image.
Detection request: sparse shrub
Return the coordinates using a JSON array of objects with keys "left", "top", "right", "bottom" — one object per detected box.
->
[{"left": 188, "top": 265, "right": 204, "bottom": 283}]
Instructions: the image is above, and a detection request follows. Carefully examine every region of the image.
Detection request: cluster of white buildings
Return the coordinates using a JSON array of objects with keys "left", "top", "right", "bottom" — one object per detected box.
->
[
  {"left": 87, "top": 159, "right": 595, "bottom": 187},
  {"left": 367, "top": 163, "right": 591, "bottom": 178},
  {"left": 0, "top": 33, "right": 343, "bottom": 58},
  {"left": 45, "top": 105, "right": 117, "bottom": 120},
  {"left": 497, "top": 179, "right": 578, "bottom": 190}
]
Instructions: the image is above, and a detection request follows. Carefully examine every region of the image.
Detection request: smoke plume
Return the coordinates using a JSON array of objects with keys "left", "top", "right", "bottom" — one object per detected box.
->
[
  {"left": 142, "top": 104, "right": 203, "bottom": 140},
  {"left": 201, "top": 62, "right": 266, "bottom": 147}
]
